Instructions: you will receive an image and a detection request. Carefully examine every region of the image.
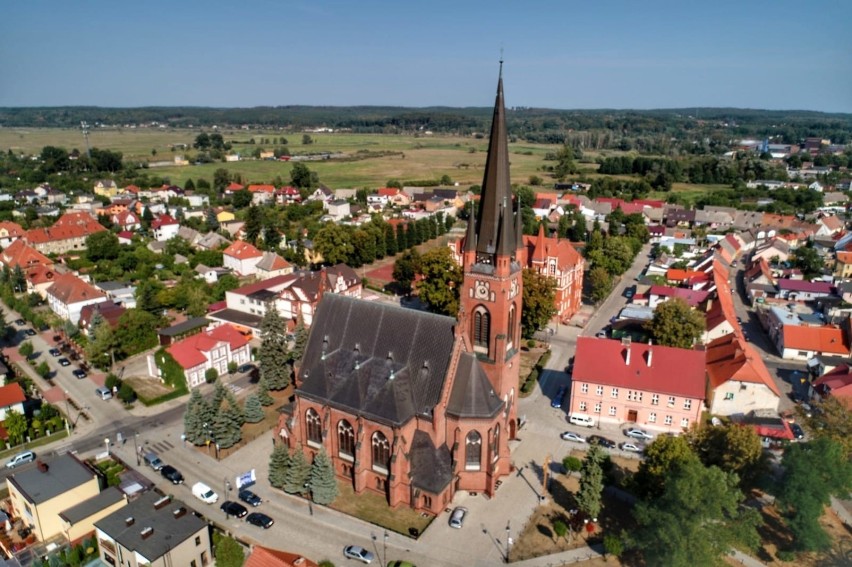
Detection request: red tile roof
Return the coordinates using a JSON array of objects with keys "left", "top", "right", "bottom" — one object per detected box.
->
[
  {"left": 0, "top": 239, "right": 53, "bottom": 269},
  {"left": 245, "top": 546, "right": 319, "bottom": 567},
  {"left": 648, "top": 285, "right": 709, "bottom": 307},
  {"left": 706, "top": 333, "right": 780, "bottom": 396},
  {"left": 25, "top": 212, "right": 106, "bottom": 244},
  {"left": 167, "top": 323, "right": 249, "bottom": 369},
  {"left": 0, "top": 383, "right": 26, "bottom": 408},
  {"left": 522, "top": 226, "right": 583, "bottom": 269},
  {"left": 783, "top": 325, "right": 848, "bottom": 354},
  {"left": 0, "top": 221, "right": 25, "bottom": 238},
  {"left": 151, "top": 214, "right": 179, "bottom": 229},
  {"left": 813, "top": 364, "right": 852, "bottom": 405},
  {"left": 224, "top": 240, "right": 263, "bottom": 260},
  {"left": 248, "top": 184, "right": 276, "bottom": 193},
  {"left": 377, "top": 187, "right": 400, "bottom": 197},
  {"left": 226, "top": 182, "right": 245, "bottom": 191},
  {"left": 837, "top": 251, "right": 852, "bottom": 264},
  {"left": 113, "top": 210, "right": 140, "bottom": 226},
  {"left": 46, "top": 273, "right": 106, "bottom": 305},
  {"left": 666, "top": 269, "right": 705, "bottom": 282},
  {"left": 572, "top": 336, "right": 706, "bottom": 399}
]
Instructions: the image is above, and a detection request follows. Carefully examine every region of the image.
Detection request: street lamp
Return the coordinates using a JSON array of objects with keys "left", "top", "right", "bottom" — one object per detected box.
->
[
  {"left": 63, "top": 390, "right": 71, "bottom": 434},
  {"left": 133, "top": 432, "right": 140, "bottom": 466},
  {"left": 505, "top": 521, "right": 511, "bottom": 563},
  {"left": 383, "top": 530, "right": 388, "bottom": 566},
  {"left": 104, "top": 438, "right": 110, "bottom": 455}
]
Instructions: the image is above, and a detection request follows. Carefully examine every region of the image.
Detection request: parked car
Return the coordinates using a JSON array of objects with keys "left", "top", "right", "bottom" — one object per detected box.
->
[
  {"left": 448, "top": 506, "right": 468, "bottom": 529},
  {"left": 238, "top": 489, "right": 262, "bottom": 507},
  {"left": 237, "top": 363, "right": 255, "bottom": 374},
  {"left": 625, "top": 428, "right": 654, "bottom": 440},
  {"left": 58, "top": 358, "right": 70, "bottom": 367},
  {"left": 192, "top": 482, "right": 218, "bottom": 504},
  {"left": 551, "top": 385, "right": 568, "bottom": 409},
  {"left": 95, "top": 387, "right": 113, "bottom": 400},
  {"left": 343, "top": 545, "right": 374, "bottom": 564},
  {"left": 49, "top": 348, "right": 60, "bottom": 357},
  {"left": 72, "top": 369, "right": 87, "bottom": 379},
  {"left": 220, "top": 500, "right": 248, "bottom": 519},
  {"left": 791, "top": 423, "right": 805, "bottom": 440},
  {"left": 24, "top": 328, "right": 36, "bottom": 336},
  {"left": 143, "top": 452, "right": 164, "bottom": 471},
  {"left": 560, "top": 431, "right": 586, "bottom": 443},
  {"left": 588, "top": 435, "right": 617, "bottom": 449},
  {"left": 246, "top": 512, "right": 274, "bottom": 529},
  {"left": 14, "top": 319, "right": 25, "bottom": 326},
  {"left": 5, "top": 451, "right": 35, "bottom": 469},
  {"left": 160, "top": 465, "right": 184, "bottom": 484},
  {"left": 621, "top": 442, "right": 645, "bottom": 453}
]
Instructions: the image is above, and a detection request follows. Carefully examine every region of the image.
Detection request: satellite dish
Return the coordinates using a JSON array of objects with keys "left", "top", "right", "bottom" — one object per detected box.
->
[{"left": 711, "top": 417, "right": 722, "bottom": 427}]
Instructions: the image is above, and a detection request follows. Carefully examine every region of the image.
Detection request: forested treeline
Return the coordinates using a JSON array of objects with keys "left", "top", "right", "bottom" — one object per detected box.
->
[{"left": 2, "top": 106, "right": 850, "bottom": 146}]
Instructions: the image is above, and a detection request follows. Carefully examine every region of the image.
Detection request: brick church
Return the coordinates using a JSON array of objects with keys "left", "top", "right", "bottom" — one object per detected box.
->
[{"left": 278, "top": 67, "right": 522, "bottom": 514}]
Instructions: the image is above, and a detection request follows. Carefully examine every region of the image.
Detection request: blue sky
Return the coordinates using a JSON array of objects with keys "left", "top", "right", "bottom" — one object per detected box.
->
[{"left": 2, "top": 1, "right": 850, "bottom": 112}]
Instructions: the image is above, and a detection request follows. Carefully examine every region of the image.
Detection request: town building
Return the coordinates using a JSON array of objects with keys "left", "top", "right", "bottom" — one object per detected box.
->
[
  {"left": 0, "top": 221, "right": 26, "bottom": 248},
  {"left": 151, "top": 214, "right": 180, "bottom": 242},
  {"left": 0, "top": 382, "right": 26, "bottom": 420},
  {"left": 24, "top": 212, "right": 107, "bottom": 255},
  {"left": 277, "top": 68, "right": 520, "bottom": 514},
  {"left": 223, "top": 240, "right": 264, "bottom": 276},
  {"left": 159, "top": 323, "right": 251, "bottom": 387},
  {"left": 705, "top": 332, "right": 780, "bottom": 416},
  {"left": 46, "top": 273, "right": 107, "bottom": 324},
  {"left": 522, "top": 225, "right": 584, "bottom": 323}
]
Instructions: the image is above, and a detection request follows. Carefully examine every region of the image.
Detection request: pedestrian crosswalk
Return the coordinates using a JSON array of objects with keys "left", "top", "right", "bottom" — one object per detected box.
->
[{"left": 145, "top": 439, "right": 175, "bottom": 454}]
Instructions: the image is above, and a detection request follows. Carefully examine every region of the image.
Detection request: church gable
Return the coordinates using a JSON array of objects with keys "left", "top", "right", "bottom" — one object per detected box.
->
[
  {"left": 299, "top": 294, "right": 457, "bottom": 425},
  {"left": 409, "top": 430, "right": 453, "bottom": 494},
  {"left": 446, "top": 352, "right": 503, "bottom": 418}
]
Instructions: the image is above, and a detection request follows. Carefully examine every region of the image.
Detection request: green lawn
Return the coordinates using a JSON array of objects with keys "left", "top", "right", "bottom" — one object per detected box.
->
[{"left": 329, "top": 479, "right": 434, "bottom": 536}]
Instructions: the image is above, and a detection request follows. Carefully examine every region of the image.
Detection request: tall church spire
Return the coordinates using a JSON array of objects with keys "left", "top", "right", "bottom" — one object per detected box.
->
[{"left": 474, "top": 63, "right": 516, "bottom": 260}]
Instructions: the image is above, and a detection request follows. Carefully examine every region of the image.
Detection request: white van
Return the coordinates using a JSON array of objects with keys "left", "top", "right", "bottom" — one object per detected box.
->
[
  {"left": 5, "top": 451, "right": 35, "bottom": 469},
  {"left": 568, "top": 414, "right": 595, "bottom": 428},
  {"left": 192, "top": 482, "right": 218, "bottom": 504},
  {"left": 95, "top": 387, "right": 113, "bottom": 400}
]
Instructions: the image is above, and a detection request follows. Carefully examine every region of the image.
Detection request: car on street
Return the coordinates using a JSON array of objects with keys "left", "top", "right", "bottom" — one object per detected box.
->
[
  {"left": 624, "top": 428, "right": 654, "bottom": 441},
  {"left": 220, "top": 500, "right": 248, "bottom": 519},
  {"left": 58, "top": 358, "right": 70, "bottom": 367},
  {"left": 551, "top": 385, "right": 568, "bottom": 409},
  {"left": 588, "top": 435, "right": 617, "bottom": 449},
  {"left": 239, "top": 489, "right": 262, "bottom": 507},
  {"left": 5, "top": 451, "right": 35, "bottom": 469},
  {"left": 448, "top": 506, "right": 468, "bottom": 529},
  {"left": 621, "top": 442, "right": 645, "bottom": 453},
  {"left": 72, "top": 369, "right": 87, "bottom": 379},
  {"left": 237, "top": 363, "right": 255, "bottom": 373},
  {"left": 14, "top": 319, "right": 25, "bottom": 326},
  {"left": 791, "top": 423, "right": 805, "bottom": 440},
  {"left": 49, "top": 348, "right": 61, "bottom": 357},
  {"left": 343, "top": 545, "right": 374, "bottom": 564},
  {"left": 560, "top": 431, "right": 586, "bottom": 443},
  {"left": 160, "top": 465, "right": 184, "bottom": 484},
  {"left": 246, "top": 512, "right": 274, "bottom": 529},
  {"left": 25, "top": 329, "right": 36, "bottom": 336}
]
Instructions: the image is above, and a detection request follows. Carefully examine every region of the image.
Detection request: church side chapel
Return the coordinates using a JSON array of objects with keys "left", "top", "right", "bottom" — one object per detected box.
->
[{"left": 278, "top": 66, "right": 524, "bottom": 514}]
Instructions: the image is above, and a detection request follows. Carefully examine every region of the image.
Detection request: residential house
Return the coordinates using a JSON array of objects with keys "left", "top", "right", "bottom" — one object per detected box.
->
[
  {"left": 7, "top": 454, "right": 105, "bottom": 542},
  {"left": 248, "top": 184, "right": 277, "bottom": 205},
  {"left": 94, "top": 281, "right": 137, "bottom": 309},
  {"left": 694, "top": 206, "right": 737, "bottom": 229},
  {"left": 157, "top": 317, "right": 210, "bottom": 346},
  {"left": 664, "top": 206, "right": 695, "bottom": 227},
  {"left": 277, "top": 186, "right": 302, "bottom": 205},
  {"left": 824, "top": 191, "right": 849, "bottom": 206},
  {"left": 776, "top": 324, "right": 849, "bottom": 361},
  {"left": 521, "top": 225, "right": 585, "bottom": 323},
  {"left": 750, "top": 238, "right": 791, "bottom": 264},
  {"left": 151, "top": 215, "right": 180, "bottom": 241},
  {"left": 647, "top": 285, "right": 709, "bottom": 309},
  {"left": 745, "top": 257, "right": 777, "bottom": 303},
  {"left": 324, "top": 199, "right": 350, "bottom": 221},
  {"left": 811, "top": 364, "right": 852, "bottom": 407},
  {"left": 94, "top": 492, "right": 211, "bottom": 567},
  {"left": 703, "top": 263, "right": 739, "bottom": 342},
  {"left": 307, "top": 186, "right": 334, "bottom": 202},
  {"left": 256, "top": 252, "right": 293, "bottom": 280},
  {"left": 176, "top": 226, "right": 202, "bottom": 246},
  {"left": 835, "top": 251, "right": 852, "bottom": 279},
  {"left": 59, "top": 486, "right": 126, "bottom": 546},
  {"left": 79, "top": 301, "right": 126, "bottom": 336},
  {"left": 185, "top": 194, "right": 209, "bottom": 208},
  {"left": 0, "top": 383, "right": 26, "bottom": 421},
  {"left": 746, "top": 179, "right": 785, "bottom": 190},
  {"left": 732, "top": 211, "right": 764, "bottom": 232},
  {"left": 568, "top": 337, "right": 706, "bottom": 432},
  {"left": 25, "top": 212, "right": 107, "bottom": 254},
  {"left": 216, "top": 210, "right": 236, "bottom": 223},
  {"left": 111, "top": 210, "right": 142, "bottom": 232},
  {"left": 194, "top": 231, "right": 231, "bottom": 251},
  {"left": 705, "top": 332, "right": 780, "bottom": 416},
  {"left": 777, "top": 279, "right": 834, "bottom": 301},
  {"left": 46, "top": 273, "right": 107, "bottom": 324},
  {"left": 245, "top": 546, "right": 319, "bottom": 567},
  {"left": 194, "top": 264, "right": 232, "bottom": 283},
  {"left": 223, "top": 240, "right": 264, "bottom": 276},
  {"left": 224, "top": 182, "right": 244, "bottom": 195},
  {"left": 0, "top": 221, "right": 26, "bottom": 247},
  {"left": 160, "top": 323, "right": 251, "bottom": 387},
  {"left": 94, "top": 180, "right": 118, "bottom": 198},
  {"left": 816, "top": 215, "right": 844, "bottom": 237},
  {"left": 0, "top": 239, "right": 53, "bottom": 273},
  {"left": 367, "top": 192, "right": 390, "bottom": 207}
]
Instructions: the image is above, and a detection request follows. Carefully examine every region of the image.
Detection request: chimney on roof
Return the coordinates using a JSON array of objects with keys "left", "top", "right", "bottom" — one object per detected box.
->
[
  {"left": 153, "top": 496, "right": 171, "bottom": 510},
  {"left": 646, "top": 339, "right": 653, "bottom": 367},
  {"left": 173, "top": 507, "right": 186, "bottom": 519},
  {"left": 37, "top": 460, "right": 48, "bottom": 473},
  {"left": 125, "top": 517, "right": 135, "bottom": 527},
  {"left": 140, "top": 527, "right": 154, "bottom": 540}
]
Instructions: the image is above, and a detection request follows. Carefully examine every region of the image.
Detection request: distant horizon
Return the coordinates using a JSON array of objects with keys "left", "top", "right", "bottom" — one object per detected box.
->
[{"left": 2, "top": 1, "right": 850, "bottom": 112}]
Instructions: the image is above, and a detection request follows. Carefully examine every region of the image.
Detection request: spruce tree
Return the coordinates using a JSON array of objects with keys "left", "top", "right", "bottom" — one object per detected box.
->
[
  {"left": 212, "top": 405, "right": 242, "bottom": 449},
  {"left": 384, "top": 224, "right": 398, "bottom": 256},
  {"left": 396, "top": 223, "right": 406, "bottom": 251},
  {"left": 284, "top": 448, "right": 311, "bottom": 494},
  {"left": 257, "top": 375, "right": 274, "bottom": 406},
  {"left": 269, "top": 444, "right": 291, "bottom": 489},
  {"left": 259, "top": 305, "right": 291, "bottom": 390},
  {"left": 184, "top": 388, "right": 210, "bottom": 445},
  {"left": 212, "top": 381, "right": 227, "bottom": 410},
  {"left": 309, "top": 449, "right": 339, "bottom": 505},
  {"left": 291, "top": 317, "right": 309, "bottom": 363},
  {"left": 576, "top": 443, "right": 606, "bottom": 519},
  {"left": 243, "top": 394, "right": 264, "bottom": 423}
]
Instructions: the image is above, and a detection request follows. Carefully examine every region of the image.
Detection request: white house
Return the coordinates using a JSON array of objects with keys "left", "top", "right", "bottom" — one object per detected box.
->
[
  {"left": 46, "top": 273, "right": 107, "bottom": 324},
  {"left": 0, "top": 383, "right": 26, "bottom": 421},
  {"left": 706, "top": 333, "right": 780, "bottom": 416},
  {"left": 222, "top": 240, "right": 264, "bottom": 276},
  {"left": 151, "top": 214, "right": 180, "bottom": 241},
  {"left": 160, "top": 324, "right": 251, "bottom": 388}
]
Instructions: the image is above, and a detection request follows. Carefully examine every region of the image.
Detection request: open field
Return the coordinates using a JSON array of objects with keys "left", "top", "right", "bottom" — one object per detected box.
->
[{"left": 0, "top": 127, "right": 559, "bottom": 189}]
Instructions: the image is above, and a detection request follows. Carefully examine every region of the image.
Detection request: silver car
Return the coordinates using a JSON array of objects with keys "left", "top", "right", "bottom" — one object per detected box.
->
[
  {"left": 343, "top": 545, "right": 374, "bottom": 564},
  {"left": 449, "top": 506, "right": 468, "bottom": 528}
]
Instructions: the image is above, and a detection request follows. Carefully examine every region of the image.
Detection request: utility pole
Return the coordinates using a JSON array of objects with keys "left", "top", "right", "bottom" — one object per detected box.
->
[{"left": 541, "top": 454, "right": 551, "bottom": 503}]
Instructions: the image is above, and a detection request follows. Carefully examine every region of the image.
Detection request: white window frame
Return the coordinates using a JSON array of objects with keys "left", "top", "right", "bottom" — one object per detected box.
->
[
  {"left": 594, "top": 403, "right": 601, "bottom": 414},
  {"left": 611, "top": 388, "right": 619, "bottom": 399},
  {"left": 651, "top": 394, "right": 659, "bottom": 405},
  {"left": 608, "top": 406, "right": 617, "bottom": 416},
  {"left": 664, "top": 415, "right": 673, "bottom": 425},
  {"left": 648, "top": 413, "right": 656, "bottom": 423},
  {"left": 596, "top": 385, "right": 603, "bottom": 396},
  {"left": 579, "top": 401, "right": 587, "bottom": 411},
  {"left": 667, "top": 396, "right": 676, "bottom": 407},
  {"left": 581, "top": 383, "right": 589, "bottom": 394},
  {"left": 681, "top": 418, "right": 690, "bottom": 428},
  {"left": 683, "top": 399, "right": 692, "bottom": 410}
]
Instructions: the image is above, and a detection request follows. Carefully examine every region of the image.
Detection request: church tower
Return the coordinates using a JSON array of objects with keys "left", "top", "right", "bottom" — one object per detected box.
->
[{"left": 461, "top": 63, "right": 523, "bottom": 438}]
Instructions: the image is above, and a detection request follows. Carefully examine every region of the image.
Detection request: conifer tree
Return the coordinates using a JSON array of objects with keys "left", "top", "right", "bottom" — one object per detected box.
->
[
  {"left": 259, "top": 305, "right": 291, "bottom": 390},
  {"left": 309, "top": 449, "right": 339, "bottom": 505},
  {"left": 212, "top": 404, "right": 242, "bottom": 449},
  {"left": 269, "top": 444, "right": 291, "bottom": 489},
  {"left": 243, "top": 394, "right": 264, "bottom": 423},
  {"left": 257, "top": 375, "right": 274, "bottom": 406},
  {"left": 384, "top": 223, "right": 398, "bottom": 256},
  {"left": 212, "top": 381, "right": 227, "bottom": 410},
  {"left": 184, "top": 388, "right": 211, "bottom": 445},
  {"left": 291, "top": 317, "right": 309, "bottom": 363},
  {"left": 576, "top": 442, "right": 606, "bottom": 519},
  {"left": 284, "top": 448, "right": 311, "bottom": 494},
  {"left": 396, "top": 223, "right": 406, "bottom": 251}
]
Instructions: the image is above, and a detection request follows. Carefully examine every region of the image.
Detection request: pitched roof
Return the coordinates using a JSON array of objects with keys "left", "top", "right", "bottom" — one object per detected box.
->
[
  {"left": 0, "top": 239, "right": 53, "bottom": 269},
  {"left": 572, "top": 336, "right": 706, "bottom": 398},
  {"left": 25, "top": 212, "right": 106, "bottom": 243},
  {"left": 820, "top": 215, "right": 844, "bottom": 231},
  {"left": 648, "top": 285, "right": 709, "bottom": 307},
  {"left": 166, "top": 323, "right": 248, "bottom": 369},
  {"left": 666, "top": 268, "right": 704, "bottom": 282},
  {"left": 150, "top": 214, "right": 179, "bottom": 229},
  {"left": 256, "top": 252, "right": 291, "bottom": 272},
  {"left": 705, "top": 333, "right": 780, "bottom": 395},
  {"left": 46, "top": 273, "right": 106, "bottom": 305},
  {"left": 409, "top": 430, "right": 453, "bottom": 494},
  {"left": 0, "top": 382, "right": 26, "bottom": 408},
  {"left": 837, "top": 251, "right": 852, "bottom": 264},
  {"left": 813, "top": 364, "right": 852, "bottom": 401},
  {"left": 782, "top": 325, "right": 848, "bottom": 354},
  {"left": 245, "top": 546, "right": 320, "bottom": 567},
  {"left": 777, "top": 279, "right": 833, "bottom": 293},
  {"left": 446, "top": 352, "right": 503, "bottom": 418},
  {"left": 377, "top": 187, "right": 400, "bottom": 197},
  {"left": 223, "top": 240, "right": 263, "bottom": 260},
  {"left": 226, "top": 182, "right": 245, "bottom": 191},
  {"left": 0, "top": 221, "right": 25, "bottom": 238},
  {"left": 248, "top": 184, "right": 276, "bottom": 193},
  {"left": 298, "top": 293, "right": 458, "bottom": 426}
]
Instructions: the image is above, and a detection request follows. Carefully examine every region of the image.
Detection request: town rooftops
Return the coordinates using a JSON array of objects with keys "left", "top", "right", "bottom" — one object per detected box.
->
[
  {"left": 705, "top": 333, "right": 780, "bottom": 396},
  {"left": 7, "top": 454, "right": 95, "bottom": 505},
  {"left": 0, "top": 383, "right": 26, "bottom": 408},
  {"left": 223, "top": 240, "right": 263, "bottom": 260},
  {"left": 25, "top": 212, "right": 106, "bottom": 244},
  {"left": 59, "top": 486, "right": 124, "bottom": 525},
  {"left": 783, "top": 325, "right": 848, "bottom": 354},
  {"left": 572, "top": 336, "right": 706, "bottom": 399},
  {"left": 0, "top": 239, "right": 52, "bottom": 269},
  {"left": 777, "top": 279, "right": 834, "bottom": 294},
  {"left": 46, "top": 273, "right": 106, "bottom": 305}
]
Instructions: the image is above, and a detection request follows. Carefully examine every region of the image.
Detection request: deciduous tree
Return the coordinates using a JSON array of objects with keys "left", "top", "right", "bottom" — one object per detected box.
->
[
  {"left": 4, "top": 409, "right": 27, "bottom": 444},
  {"left": 690, "top": 423, "right": 764, "bottom": 487},
  {"left": 521, "top": 268, "right": 556, "bottom": 338},
  {"left": 85, "top": 231, "right": 120, "bottom": 262},
  {"left": 588, "top": 266, "right": 612, "bottom": 304},
  {"left": 313, "top": 224, "right": 353, "bottom": 266},
  {"left": 416, "top": 247, "right": 462, "bottom": 317},
  {"left": 645, "top": 298, "right": 705, "bottom": 349},
  {"left": 634, "top": 434, "right": 696, "bottom": 498},
  {"left": 392, "top": 249, "right": 420, "bottom": 296}
]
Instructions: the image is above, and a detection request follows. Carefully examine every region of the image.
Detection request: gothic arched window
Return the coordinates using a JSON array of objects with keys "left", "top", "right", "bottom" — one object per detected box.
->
[
  {"left": 371, "top": 431, "right": 390, "bottom": 473},
  {"left": 306, "top": 409, "right": 322, "bottom": 445},
  {"left": 465, "top": 430, "right": 482, "bottom": 471},
  {"left": 337, "top": 420, "right": 355, "bottom": 459},
  {"left": 507, "top": 304, "right": 516, "bottom": 350},
  {"left": 473, "top": 307, "right": 490, "bottom": 355}
]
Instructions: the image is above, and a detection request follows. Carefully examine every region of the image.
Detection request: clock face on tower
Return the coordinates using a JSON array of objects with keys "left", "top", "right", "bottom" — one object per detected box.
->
[
  {"left": 509, "top": 279, "right": 519, "bottom": 299},
  {"left": 475, "top": 281, "right": 490, "bottom": 300}
]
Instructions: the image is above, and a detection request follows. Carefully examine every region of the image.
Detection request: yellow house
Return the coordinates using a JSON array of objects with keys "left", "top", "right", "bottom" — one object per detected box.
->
[
  {"left": 60, "top": 486, "right": 126, "bottom": 543},
  {"left": 835, "top": 251, "right": 852, "bottom": 279},
  {"left": 217, "top": 210, "right": 236, "bottom": 223},
  {"left": 94, "top": 180, "right": 118, "bottom": 198},
  {"left": 7, "top": 454, "right": 102, "bottom": 542}
]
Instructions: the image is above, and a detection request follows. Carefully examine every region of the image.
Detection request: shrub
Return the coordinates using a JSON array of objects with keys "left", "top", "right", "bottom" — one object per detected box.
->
[
  {"left": 562, "top": 456, "right": 582, "bottom": 473},
  {"left": 105, "top": 373, "right": 120, "bottom": 390},
  {"left": 776, "top": 550, "right": 796, "bottom": 562},
  {"left": 526, "top": 339, "right": 536, "bottom": 349},
  {"left": 118, "top": 383, "right": 136, "bottom": 403},
  {"left": 205, "top": 368, "right": 218, "bottom": 383}
]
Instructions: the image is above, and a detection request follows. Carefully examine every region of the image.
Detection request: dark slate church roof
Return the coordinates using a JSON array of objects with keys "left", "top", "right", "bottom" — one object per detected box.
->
[
  {"left": 447, "top": 352, "right": 502, "bottom": 418},
  {"left": 298, "top": 294, "right": 458, "bottom": 426},
  {"left": 409, "top": 430, "right": 453, "bottom": 494}
]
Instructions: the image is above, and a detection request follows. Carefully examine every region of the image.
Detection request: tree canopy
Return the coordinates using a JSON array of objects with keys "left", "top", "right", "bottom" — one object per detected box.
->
[
  {"left": 521, "top": 268, "right": 556, "bottom": 338},
  {"left": 416, "top": 247, "right": 462, "bottom": 317},
  {"left": 645, "top": 298, "right": 705, "bottom": 349}
]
